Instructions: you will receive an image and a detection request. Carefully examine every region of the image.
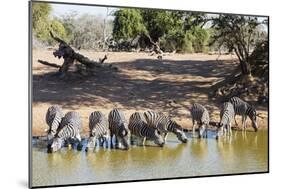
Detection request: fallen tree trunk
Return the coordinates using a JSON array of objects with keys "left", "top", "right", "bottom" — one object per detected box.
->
[{"left": 38, "top": 31, "right": 113, "bottom": 77}]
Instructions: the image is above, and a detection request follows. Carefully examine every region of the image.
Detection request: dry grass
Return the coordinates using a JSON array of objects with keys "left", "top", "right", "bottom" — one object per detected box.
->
[{"left": 32, "top": 50, "right": 268, "bottom": 137}]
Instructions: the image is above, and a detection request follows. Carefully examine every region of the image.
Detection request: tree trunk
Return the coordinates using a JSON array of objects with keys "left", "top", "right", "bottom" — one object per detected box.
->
[{"left": 240, "top": 60, "right": 251, "bottom": 75}]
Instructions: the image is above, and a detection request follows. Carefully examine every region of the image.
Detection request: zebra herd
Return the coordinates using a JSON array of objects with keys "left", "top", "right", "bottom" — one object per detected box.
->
[{"left": 45, "top": 96, "right": 258, "bottom": 153}]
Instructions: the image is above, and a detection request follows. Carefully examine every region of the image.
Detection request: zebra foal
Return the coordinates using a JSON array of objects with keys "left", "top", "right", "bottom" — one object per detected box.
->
[
  {"left": 48, "top": 111, "right": 83, "bottom": 153},
  {"left": 128, "top": 112, "right": 164, "bottom": 147},
  {"left": 108, "top": 109, "right": 130, "bottom": 150},
  {"left": 144, "top": 110, "right": 187, "bottom": 143},
  {"left": 86, "top": 111, "right": 110, "bottom": 152},
  {"left": 190, "top": 103, "right": 209, "bottom": 138},
  {"left": 229, "top": 96, "right": 258, "bottom": 132}
]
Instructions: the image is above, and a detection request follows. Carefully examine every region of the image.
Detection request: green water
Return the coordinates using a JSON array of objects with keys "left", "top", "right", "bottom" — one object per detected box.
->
[{"left": 32, "top": 130, "right": 268, "bottom": 187}]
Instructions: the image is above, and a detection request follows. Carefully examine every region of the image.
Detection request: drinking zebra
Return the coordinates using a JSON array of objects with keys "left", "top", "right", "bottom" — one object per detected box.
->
[
  {"left": 144, "top": 110, "right": 187, "bottom": 143},
  {"left": 108, "top": 109, "right": 130, "bottom": 150},
  {"left": 229, "top": 96, "right": 258, "bottom": 132},
  {"left": 86, "top": 111, "right": 110, "bottom": 152},
  {"left": 45, "top": 105, "right": 64, "bottom": 142},
  {"left": 48, "top": 111, "right": 83, "bottom": 153},
  {"left": 190, "top": 103, "right": 210, "bottom": 138},
  {"left": 128, "top": 112, "right": 164, "bottom": 147},
  {"left": 217, "top": 102, "right": 235, "bottom": 139}
]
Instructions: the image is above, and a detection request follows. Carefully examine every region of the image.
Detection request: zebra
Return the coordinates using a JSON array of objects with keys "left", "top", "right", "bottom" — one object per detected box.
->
[
  {"left": 190, "top": 103, "right": 210, "bottom": 138},
  {"left": 128, "top": 112, "right": 164, "bottom": 147},
  {"left": 216, "top": 102, "right": 235, "bottom": 139},
  {"left": 144, "top": 110, "right": 187, "bottom": 143},
  {"left": 108, "top": 109, "right": 130, "bottom": 150},
  {"left": 48, "top": 111, "right": 83, "bottom": 153},
  {"left": 229, "top": 96, "right": 258, "bottom": 132},
  {"left": 86, "top": 111, "right": 110, "bottom": 152},
  {"left": 45, "top": 105, "right": 64, "bottom": 142}
]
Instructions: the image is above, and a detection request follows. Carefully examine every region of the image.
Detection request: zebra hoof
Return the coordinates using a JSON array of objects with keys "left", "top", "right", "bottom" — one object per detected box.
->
[
  {"left": 77, "top": 144, "right": 83, "bottom": 151},
  {"left": 47, "top": 148, "right": 53, "bottom": 153}
]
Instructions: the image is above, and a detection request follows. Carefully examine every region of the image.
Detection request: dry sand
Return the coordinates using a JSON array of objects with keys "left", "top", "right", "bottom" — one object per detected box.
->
[{"left": 32, "top": 50, "right": 268, "bottom": 137}]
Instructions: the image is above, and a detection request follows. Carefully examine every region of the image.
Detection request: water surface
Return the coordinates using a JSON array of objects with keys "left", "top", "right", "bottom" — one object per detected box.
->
[{"left": 32, "top": 130, "right": 268, "bottom": 187}]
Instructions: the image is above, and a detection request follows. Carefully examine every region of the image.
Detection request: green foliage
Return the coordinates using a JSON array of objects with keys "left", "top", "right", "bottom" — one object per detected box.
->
[
  {"left": 32, "top": 2, "right": 52, "bottom": 42},
  {"left": 113, "top": 9, "right": 146, "bottom": 41},
  {"left": 190, "top": 27, "right": 209, "bottom": 53},
  {"left": 50, "top": 19, "right": 68, "bottom": 44},
  {"left": 112, "top": 8, "right": 210, "bottom": 53},
  {"left": 210, "top": 15, "right": 268, "bottom": 74}
]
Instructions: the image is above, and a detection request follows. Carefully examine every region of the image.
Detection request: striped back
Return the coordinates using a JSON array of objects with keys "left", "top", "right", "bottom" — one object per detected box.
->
[
  {"left": 143, "top": 110, "right": 168, "bottom": 132},
  {"left": 89, "top": 111, "right": 108, "bottom": 137},
  {"left": 220, "top": 102, "right": 235, "bottom": 127},
  {"left": 56, "top": 111, "right": 82, "bottom": 139},
  {"left": 45, "top": 105, "right": 64, "bottom": 136},
  {"left": 108, "top": 109, "right": 128, "bottom": 136},
  {"left": 128, "top": 112, "right": 146, "bottom": 134},
  {"left": 190, "top": 103, "right": 209, "bottom": 124},
  {"left": 229, "top": 97, "right": 248, "bottom": 116},
  {"left": 129, "top": 112, "right": 164, "bottom": 146},
  {"left": 229, "top": 96, "right": 258, "bottom": 128},
  {"left": 144, "top": 110, "right": 187, "bottom": 143}
]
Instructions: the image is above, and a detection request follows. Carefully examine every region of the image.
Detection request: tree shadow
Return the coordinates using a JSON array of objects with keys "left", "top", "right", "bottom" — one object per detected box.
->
[{"left": 32, "top": 57, "right": 266, "bottom": 119}]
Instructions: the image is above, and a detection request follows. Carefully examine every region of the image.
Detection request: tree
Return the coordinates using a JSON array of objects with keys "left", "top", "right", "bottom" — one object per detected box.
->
[
  {"left": 50, "top": 19, "right": 68, "bottom": 44},
  {"left": 112, "top": 9, "right": 210, "bottom": 53},
  {"left": 32, "top": 2, "right": 52, "bottom": 41},
  {"left": 210, "top": 15, "right": 263, "bottom": 76},
  {"left": 113, "top": 9, "right": 146, "bottom": 41}
]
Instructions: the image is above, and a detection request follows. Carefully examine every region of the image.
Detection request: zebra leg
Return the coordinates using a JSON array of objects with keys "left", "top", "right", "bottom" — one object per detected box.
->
[
  {"left": 105, "top": 135, "right": 109, "bottom": 148},
  {"left": 242, "top": 115, "right": 247, "bottom": 131},
  {"left": 205, "top": 124, "right": 208, "bottom": 138},
  {"left": 141, "top": 137, "right": 146, "bottom": 146},
  {"left": 110, "top": 132, "right": 114, "bottom": 149},
  {"left": 130, "top": 134, "right": 134, "bottom": 145},
  {"left": 234, "top": 115, "right": 238, "bottom": 127},
  {"left": 99, "top": 137, "right": 105, "bottom": 147},
  {"left": 163, "top": 133, "right": 168, "bottom": 144},
  {"left": 229, "top": 123, "right": 232, "bottom": 136},
  {"left": 76, "top": 134, "right": 83, "bottom": 151},
  {"left": 115, "top": 137, "right": 120, "bottom": 149},
  {"left": 192, "top": 120, "right": 196, "bottom": 137}
]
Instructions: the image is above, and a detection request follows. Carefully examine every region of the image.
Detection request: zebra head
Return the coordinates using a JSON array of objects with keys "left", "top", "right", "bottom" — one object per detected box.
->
[
  {"left": 47, "top": 127, "right": 57, "bottom": 141},
  {"left": 249, "top": 106, "right": 258, "bottom": 132},
  {"left": 153, "top": 129, "right": 165, "bottom": 147},
  {"left": 119, "top": 124, "right": 130, "bottom": 150},
  {"left": 169, "top": 120, "right": 188, "bottom": 143},
  {"left": 48, "top": 137, "right": 63, "bottom": 153},
  {"left": 216, "top": 122, "right": 225, "bottom": 139}
]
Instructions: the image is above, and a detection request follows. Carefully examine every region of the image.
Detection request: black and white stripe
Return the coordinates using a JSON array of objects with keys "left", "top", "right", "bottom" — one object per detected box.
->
[
  {"left": 229, "top": 96, "right": 258, "bottom": 131},
  {"left": 45, "top": 105, "right": 64, "bottom": 141},
  {"left": 86, "top": 111, "right": 109, "bottom": 151},
  {"left": 190, "top": 103, "right": 209, "bottom": 138},
  {"left": 144, "top": 110, "right": 187, "bottom": 143},
  {"left": 49, "top": 111, "right": 82, "bottom": 152},
  {"left": 128, "top": 112, "right": 164, "bottom": 146},
  {"left": 217, "top": 102, "right": 235, "bottom": 139},
  {"left": 108, "top": 109, "right": 129, "bottom": 150}
]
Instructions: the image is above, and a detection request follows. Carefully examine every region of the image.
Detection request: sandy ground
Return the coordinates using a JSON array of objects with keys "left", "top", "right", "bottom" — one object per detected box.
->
[{"left": 32, "top": 50, "right": 268, "bottom": 137}]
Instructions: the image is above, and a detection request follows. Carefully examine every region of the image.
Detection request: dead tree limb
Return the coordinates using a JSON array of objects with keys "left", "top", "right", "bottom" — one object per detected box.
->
[
  {"left": 38, "top": 31, "right": 114, "bottom": 77},
  {"left": 38, "top": 60, "right": 61, "bottom": 68}
]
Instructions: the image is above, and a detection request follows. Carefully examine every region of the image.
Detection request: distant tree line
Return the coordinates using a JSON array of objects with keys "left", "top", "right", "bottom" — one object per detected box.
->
[
  {"left": 112, "top": 9, "right": 210, "bottom": 53},
  {"left": 32, "top": 2, "right": 268, "bottom": 78}
]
